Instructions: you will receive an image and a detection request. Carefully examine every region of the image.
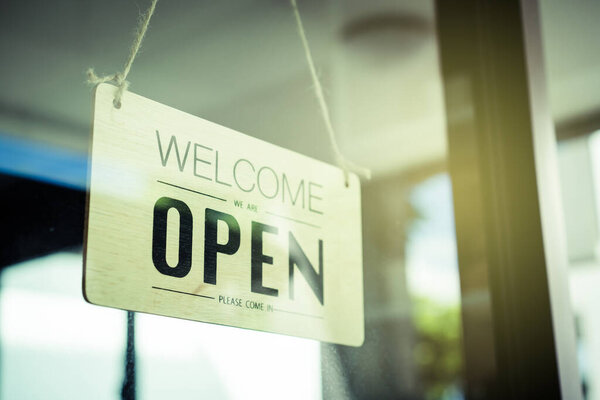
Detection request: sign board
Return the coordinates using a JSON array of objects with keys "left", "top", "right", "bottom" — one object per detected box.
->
[{"left": 84, "top": 83, "right": 364, "bottom": 346}]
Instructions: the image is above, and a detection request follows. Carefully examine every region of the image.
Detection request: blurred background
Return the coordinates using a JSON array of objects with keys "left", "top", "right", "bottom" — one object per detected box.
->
[{"left": 0, "top": 0, "right": 598, "bottom": 399}]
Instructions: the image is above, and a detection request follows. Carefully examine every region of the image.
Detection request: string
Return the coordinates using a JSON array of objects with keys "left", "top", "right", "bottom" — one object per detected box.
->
[
  {"left": 290, "top": 0, "right": 371, "bottom": 185},
  {"left": 86, "top": 0, "right": 367, "bottom": 183},
  {"left": 87, "top": 0, "right": 159, "bottom": 108}
]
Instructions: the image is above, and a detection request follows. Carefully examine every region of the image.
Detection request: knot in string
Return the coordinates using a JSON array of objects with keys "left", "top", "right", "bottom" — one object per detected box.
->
[
  {"left": 86, "top": 0, "right": 368, "bottom": 186},
  {"left": 86, "top": 0, "right": 158, "bottom": 108},
  {"left": 87, "top": 69, "right": 130, "bottom": 108}
]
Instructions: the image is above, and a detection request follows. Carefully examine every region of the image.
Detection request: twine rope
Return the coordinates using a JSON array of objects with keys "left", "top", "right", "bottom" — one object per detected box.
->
[
  {"left": 86, "top": 0, "right": 368, "bottom": 184},
  {"left": 87, "top": 0, "right": 159, "bottom": 108},
  {"left": 290, "top": 0, "right": 371, "bottom": 184}
]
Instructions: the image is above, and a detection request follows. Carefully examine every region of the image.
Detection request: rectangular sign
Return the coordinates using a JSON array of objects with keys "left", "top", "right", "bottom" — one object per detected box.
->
[{"left": 84, "top": 83, "right": 364, "bottom": 346}]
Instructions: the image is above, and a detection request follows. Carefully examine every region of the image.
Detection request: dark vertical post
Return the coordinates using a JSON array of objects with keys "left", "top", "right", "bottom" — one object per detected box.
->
[
  {"left": 435, "top": 1, "right": 579, "bottom": 399},
  {"left": 0, "top": 273, "right": 2, "bottom": 400},
  {"left": 121, "top": 311, "right": 136, "bottom": 400}
]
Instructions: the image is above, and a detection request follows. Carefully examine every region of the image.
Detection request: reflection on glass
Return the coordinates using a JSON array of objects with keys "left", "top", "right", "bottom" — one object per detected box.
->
[
  {"left": 559, "top": 131, "right": 600, "bottom": 400},
  {"left": 0, "top": 252, "right": 322, "bottom": 400},
  {"left": 321, "top": 173, "right": 463, "bottom": 400}
]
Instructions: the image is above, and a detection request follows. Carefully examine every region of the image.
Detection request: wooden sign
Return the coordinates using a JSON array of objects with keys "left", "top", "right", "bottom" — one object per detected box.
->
[{"left": 84, "top": 83, "right": 364, "bottom": 346}]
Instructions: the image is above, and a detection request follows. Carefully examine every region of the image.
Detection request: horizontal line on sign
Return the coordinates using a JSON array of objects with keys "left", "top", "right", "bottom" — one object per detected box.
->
[
  {"left": 273, "top": 308, "right": 323, "bottom": 319},
  {"left": 265, "top": 211, "right": 321, "bottom": 229},
  {"left": 157, "top": 180, "right": 227, "bottom": 202},
  {"left": 152, "top": 286, "right": 215, "bottom": 299}
]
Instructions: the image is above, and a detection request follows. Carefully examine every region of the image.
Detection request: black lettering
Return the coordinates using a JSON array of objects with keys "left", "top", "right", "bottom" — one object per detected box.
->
[
  {"left": 251, "top": 222, "right": 279, "bottom": 297},
  {"left": 156, "top": 130, "right": 191, "bottom": 172},
  {"left": 193, "top": 143, "right": 212, "bottom": 180},
  {"left": 257, "top": 166, "right": 279, "bottom": 199},
  {"left": 308, "top": 182, "right": 323, "bottom": 215},
  {"left": 282, "top": 174, "right": 305, "bottom": 207},
  {"left": 233, "top": 158, "right": 256, "bottom": 192},
  {"left": 204, "top": 209, "right": 241, "bottom": 285},
  {"left": 215, "top": 151, "right": 232, "bottom": 187},
  {"left": 289, "top": 233, "right": 324, "bottom": 305},
  {"left": 152, "top": 197, "right": 193, "bottom": 278}
]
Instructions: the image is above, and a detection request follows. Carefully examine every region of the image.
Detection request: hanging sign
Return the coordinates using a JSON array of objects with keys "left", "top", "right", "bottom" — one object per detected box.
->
[{"left": 83, "top": 83, "right": 364, "bottom": 346}]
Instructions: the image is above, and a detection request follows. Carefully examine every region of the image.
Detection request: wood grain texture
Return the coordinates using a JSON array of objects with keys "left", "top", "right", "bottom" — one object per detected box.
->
[{"left": 84, "top": 83, "right": 364, "bottom": 346}]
